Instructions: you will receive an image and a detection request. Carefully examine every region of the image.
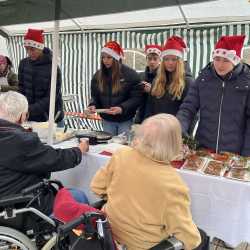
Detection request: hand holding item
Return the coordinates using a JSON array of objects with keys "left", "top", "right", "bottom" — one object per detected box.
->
[
  {"left": 143, "top": 82, "right": 151, "bottom": 93},
  {"left": 105, "top": 106, "right": 122, "bottom": 115},
  {"left": 87, "top": 105, "right": 96, "bottom": 114},
  {"left": 78, "top": 138, "right": 89, "bottom": 153}
]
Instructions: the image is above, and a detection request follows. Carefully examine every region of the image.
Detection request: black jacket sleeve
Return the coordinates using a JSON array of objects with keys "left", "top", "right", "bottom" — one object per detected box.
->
[
  {"left": 88, "top": 73, "right": 101, "bottom": 108},
  {"left": 8, "top": 132, "right": 82, "bottom": 175},
  {"left": 177, "top": 78, "right": 200, "bottom": 134},
  {"left": 241, "top": 93, "right": 250, "bottom": 156},
  {"left": 119, "top": 70, "right": 143, "bottom": 116},
  {"left": 18, "top": 60, "right": 25, "bottom": 95},
  {"left": 29, "top": 67, "right": 62, "bottom": 119}
]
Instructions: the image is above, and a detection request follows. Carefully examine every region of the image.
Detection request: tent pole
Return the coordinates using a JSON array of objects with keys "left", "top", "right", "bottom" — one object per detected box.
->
[
  {"left": 176, "top": 0, "right": 190, "bottom": 29},
  {"left": 47, "top": 0, "right": 61, "bottom": 145}
]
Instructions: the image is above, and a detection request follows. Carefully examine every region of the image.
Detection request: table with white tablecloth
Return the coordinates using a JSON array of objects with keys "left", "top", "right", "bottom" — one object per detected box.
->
[{"left": 52, "top": 140, "right": 250, "bottom": 247}]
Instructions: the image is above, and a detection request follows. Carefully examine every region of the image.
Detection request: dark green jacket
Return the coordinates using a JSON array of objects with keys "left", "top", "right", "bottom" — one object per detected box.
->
[{"left": 0, "top": 69, "right": 19, "bottom": 92}]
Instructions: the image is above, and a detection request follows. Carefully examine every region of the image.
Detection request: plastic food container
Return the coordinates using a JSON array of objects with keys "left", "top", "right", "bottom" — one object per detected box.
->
[
  {"left": 182, "top": 155, "right": 208, "bottom": 171},
  {"left": 229, "top": 156, "right": 247, "bottom": 169},
  {"left": 226, "top": 168, "right": 250, "bottom": 182},
  {"left": 202, "top": 160, "right": 227, "bottom": 176}
]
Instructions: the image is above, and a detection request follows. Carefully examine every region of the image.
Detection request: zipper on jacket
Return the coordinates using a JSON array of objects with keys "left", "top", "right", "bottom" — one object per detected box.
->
[{"left": 216, "top": 81, "right": 225, "bottom": 153}]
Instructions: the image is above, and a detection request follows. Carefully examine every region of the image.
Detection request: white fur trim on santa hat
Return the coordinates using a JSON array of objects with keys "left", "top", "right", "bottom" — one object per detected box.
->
[
  {"left": 161, "top": 49, "right": 183, "bottom": 59},
  {"left": 146, "top": 48, "right": 161, "bottom": 56},
  {"left": 101, "top": 47, "right": 121, "bottom": 61},
  {"left": 24, "top": 39, "right": 44, "bottom": 50},
  {"left": 212, "top": 48, "right": 241, "bottom": 65}
]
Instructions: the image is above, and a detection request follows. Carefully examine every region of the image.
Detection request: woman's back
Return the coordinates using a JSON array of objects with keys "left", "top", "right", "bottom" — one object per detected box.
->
[{"left": 91, "top": 146, "right": 200, "bottom": 250}]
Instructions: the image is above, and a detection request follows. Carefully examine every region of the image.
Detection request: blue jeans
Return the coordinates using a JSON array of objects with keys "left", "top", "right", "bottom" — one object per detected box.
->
[
  {"left": 67, "top": 188, "right": 89, "bottom": 204},
  {"left": 102, "top": 119, "right": 133, "bottom": 136},
  {"left": 57, "top": 119, "right": 65, "bottom": 128}
]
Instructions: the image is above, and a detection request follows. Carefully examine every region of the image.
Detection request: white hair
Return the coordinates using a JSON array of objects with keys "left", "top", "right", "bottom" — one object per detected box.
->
[
  {"left": 132, "top": 113, "right": 182, "bottom": 163},
  {"left": 0, "top": 91, "right": 28, "bottom": 123}
]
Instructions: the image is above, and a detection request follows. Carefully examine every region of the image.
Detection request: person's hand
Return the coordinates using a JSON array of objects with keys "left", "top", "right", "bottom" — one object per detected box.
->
[
  {"left": 87, "top": 105, "right": 96, "bottom": 114},
  {"left": 78, "top": 139, "right": 89, "bottom": 153},
  {"left": 105, "top": 106, "right": 123, "bottom": 115},
  {"left": 143, "top": 82, "right": 151, "bottom": 93}
]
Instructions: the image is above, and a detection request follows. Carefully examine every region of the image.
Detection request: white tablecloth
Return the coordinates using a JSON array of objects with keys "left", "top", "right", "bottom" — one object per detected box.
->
[{"left": 52, "top": 140, "right": 250, "bottom": 246}]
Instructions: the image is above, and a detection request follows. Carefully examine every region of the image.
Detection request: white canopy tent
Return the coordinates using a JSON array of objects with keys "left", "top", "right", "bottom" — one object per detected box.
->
[
  {"left": 0, "top": 0, "right": 249, "bottom": 35},
  {"left": 4, "top": 0, "right": 217, "bottom": 144},
  {"left": 0, "top": 0, "right": 250, "bottom": 143}
]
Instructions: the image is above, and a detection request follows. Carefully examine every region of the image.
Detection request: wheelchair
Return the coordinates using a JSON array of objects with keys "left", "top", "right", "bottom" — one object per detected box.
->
[
  {"left": 0, "top": 180, "right": 115, "bottom": 250},
  {"left": 0, "top": 179, "right": 194, "bottom": 250}
]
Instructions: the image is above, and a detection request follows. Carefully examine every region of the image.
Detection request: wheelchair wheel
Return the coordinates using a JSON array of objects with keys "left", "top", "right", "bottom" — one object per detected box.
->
[{"left": 0, "top": 226, "right": 37, "bottom": 250}]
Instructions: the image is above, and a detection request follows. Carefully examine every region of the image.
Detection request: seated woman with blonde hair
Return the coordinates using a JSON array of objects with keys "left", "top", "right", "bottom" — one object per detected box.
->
[{"left": 91, "top": 113, "right": 202, "bottom": 250}]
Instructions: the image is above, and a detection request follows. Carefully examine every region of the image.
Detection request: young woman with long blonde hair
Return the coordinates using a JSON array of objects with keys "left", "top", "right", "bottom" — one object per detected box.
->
[{"left": 144, "top": 36, "right": 193, "bottom": 119}]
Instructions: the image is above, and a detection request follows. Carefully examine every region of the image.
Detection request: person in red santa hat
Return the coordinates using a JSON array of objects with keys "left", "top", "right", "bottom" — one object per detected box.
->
[
  {"left": 177, "top": 35, "right": 250, "bottom": 156},
  {"left": 18, "top": 28, "right": 64, "bottom": 124},
  {"left": 0, "top": 55, "right": 18, "bottom": 92},
  {"left": 88, "top": 40, "right": 142, "bottom": 135},
  {"left": 134, "top": 44, "right": 162, "bottom": 124},
  {"left": 144, "top": 36, "right": 194, "bottom": 120}
]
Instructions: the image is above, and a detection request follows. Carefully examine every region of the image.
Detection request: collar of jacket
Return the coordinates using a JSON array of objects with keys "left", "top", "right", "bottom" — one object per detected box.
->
[
  {"left": 200, "top": 62, "right": 250, "bottom": 81},
  {"left": 0, "top": 118, "right": 24, "bottom": 132},
  {"left": 29, "top": 47, "right": 52, "bottom": 65},
  {"left": 145, "top": 66, "right": 158, "bottom": 76}
]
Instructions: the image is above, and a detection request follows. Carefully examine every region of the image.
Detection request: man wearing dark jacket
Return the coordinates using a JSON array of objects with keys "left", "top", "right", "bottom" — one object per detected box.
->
[
  {"left": 134, "top": 44, "right": 162, "bottom": 124},
  {"left": 18, "top": 28, "right": 64, "bottom": 123},
  {"left": 0, "top": 91, "right": 89, "bottom": 214},
  {"left": 177, "top": 35, "right": 250, "bottom": 156}
]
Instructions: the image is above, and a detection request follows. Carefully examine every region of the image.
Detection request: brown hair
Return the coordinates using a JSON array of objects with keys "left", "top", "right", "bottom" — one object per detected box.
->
[
  {"left": 151, "top": 59, "right": 185, "bottom": 99},
  {"left": 97, "top": 59, "right": 121, "bottom": 94}
]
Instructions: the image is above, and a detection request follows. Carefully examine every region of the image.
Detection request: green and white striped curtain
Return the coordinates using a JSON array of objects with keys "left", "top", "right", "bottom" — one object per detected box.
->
[{"left": 8, "top": 23, "right": 250, "bottom": 129}]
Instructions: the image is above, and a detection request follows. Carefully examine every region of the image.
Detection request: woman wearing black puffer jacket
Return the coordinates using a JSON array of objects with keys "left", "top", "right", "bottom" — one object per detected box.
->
[
  {"left": 144, "top": 36, "right": 193, "bottom": 119},
  {"left": 88, "top": 41, "right": 142, "bottom": 136}
]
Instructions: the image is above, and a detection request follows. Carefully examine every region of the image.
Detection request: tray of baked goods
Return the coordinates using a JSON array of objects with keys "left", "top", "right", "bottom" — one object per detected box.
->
[
  {"left": 225, "top": 168, "right": 250, "bottom": 182},
  {"left": 225, "top": 156, "right": 250, "bottom": 181},
  {"left": 201, "top": 159, "right": 227, "bottom": 177},
  {"left": 180, "top": 148, "right": 250, "bottom": 181},
  {"left": 181, "top": 154, "right": 208, "bottom": 171}
]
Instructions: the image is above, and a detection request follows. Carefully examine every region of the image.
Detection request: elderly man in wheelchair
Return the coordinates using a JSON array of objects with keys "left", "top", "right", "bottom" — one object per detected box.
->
[
  {"left": 0, "top": 91, "right": 89, "bottom": 248},
  {"left": 0, "top": 91, "right": 89, "bottom": 215}
]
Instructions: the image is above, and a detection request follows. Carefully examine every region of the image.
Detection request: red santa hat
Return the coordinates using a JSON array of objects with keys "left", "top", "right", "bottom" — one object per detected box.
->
[
  {"left": 212, "top": 35, "right": 245, "bottom": 65},
  {"left": 145, "top": 45, "right": 162, "bottom": 57},
  {"left": 161, "top": 36, "right": 187, "bottom": 59},
  {"left": 24, "top": 29, "right": 45, "bottom": 50},
  {"left": 101, "top": 41, "right": 124, "bottom": 61}
]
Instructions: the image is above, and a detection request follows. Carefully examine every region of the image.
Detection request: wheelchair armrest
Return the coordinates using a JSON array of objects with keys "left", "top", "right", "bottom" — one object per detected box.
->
[
  {"left": 90, "top": 199, "right": 106, "bottom": 209},
  {"left": 0, "top": 194, "right": 34, "bottom": 208},
  {"left": 149, "top": 237, "right": 184, "bottom": 250}
]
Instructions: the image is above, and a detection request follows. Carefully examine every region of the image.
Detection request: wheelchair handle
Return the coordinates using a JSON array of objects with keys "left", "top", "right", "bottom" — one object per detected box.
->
[
  {"left": 57, "top": 215, "right": 85, "bottom": 236},
  {"left": 57, "top": 211, "right": 105, "bottom": 237},
  {"left": 21, "top": 179, "right": 63, "bottom": 195},
  {"left": 21, "top": 181, "right": 45, "bottom": 195}
]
